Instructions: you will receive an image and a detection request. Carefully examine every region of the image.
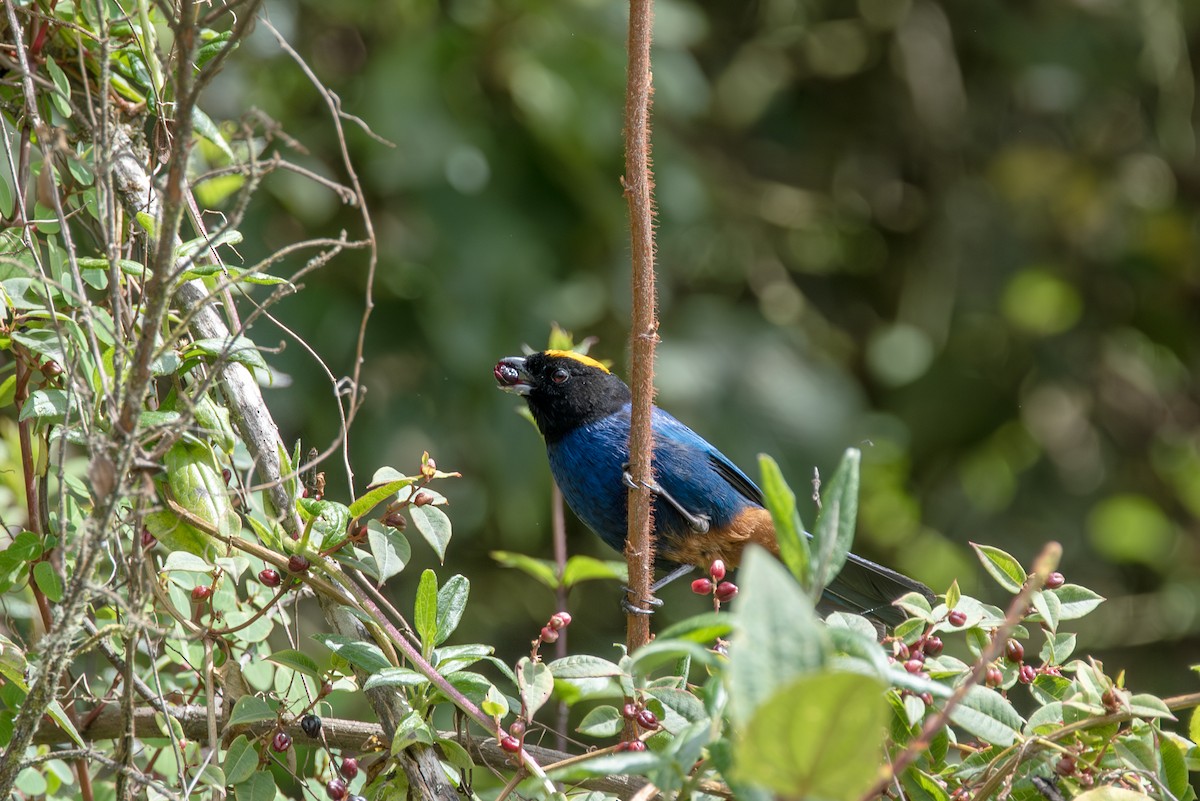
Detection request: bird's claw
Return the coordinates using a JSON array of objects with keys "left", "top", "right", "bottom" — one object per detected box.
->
[
  {"left": 621, "top": 467, "right": 712, "bottom": 534},
  {"left": 620, "top": 587, "right": 664, "bottom": 616}
]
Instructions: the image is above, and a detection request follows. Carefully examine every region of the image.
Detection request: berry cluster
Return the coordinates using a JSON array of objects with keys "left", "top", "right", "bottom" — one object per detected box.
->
[
  {"left": 690, "top": 560, "right": 738, "bottom": 607},
  {"left": 531, "top": 611, "right": 572, "bottom": 657},
  {"left": 263, "top": 676, "right": 363, "bottom": 800}
]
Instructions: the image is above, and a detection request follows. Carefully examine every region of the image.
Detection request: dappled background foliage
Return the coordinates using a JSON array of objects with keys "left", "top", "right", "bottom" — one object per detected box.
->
[{"left": 205, "top": 0, "right": 1200, "bottom": 695}]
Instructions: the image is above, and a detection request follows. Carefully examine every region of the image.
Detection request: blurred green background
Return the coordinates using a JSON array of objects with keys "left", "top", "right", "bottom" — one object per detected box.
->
[{"left": 212, "top": 0, "right": 1199, "bottom": 696}]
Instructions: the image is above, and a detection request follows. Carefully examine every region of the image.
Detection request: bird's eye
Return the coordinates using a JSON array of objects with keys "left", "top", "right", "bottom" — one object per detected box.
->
[{"left": 551, "top": 368, "right": 570, "bottom": 384}]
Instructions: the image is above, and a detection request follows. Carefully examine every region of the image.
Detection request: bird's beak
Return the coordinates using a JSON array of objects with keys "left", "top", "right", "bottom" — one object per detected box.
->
[{"left": 494, "top": 356, "right": 532, "bottom": 396}]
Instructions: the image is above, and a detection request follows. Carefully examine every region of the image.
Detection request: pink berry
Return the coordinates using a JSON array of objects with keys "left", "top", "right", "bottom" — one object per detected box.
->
[
  {"left": 904, "top": 659, "right": 923, "bottom": 674},
  {"left": 1019, "top": 664, "right": 1037, "bottom": 684},
  {"left": 540, "top": 626, "right": 558, "bottom": 644},
  {"left": 714, "top": 581, "right": 738, "bottom": 603},
  {"left": 636, "top": 709, "right": 658, "bottom": 730},
  {"left": 191, "top": 585, "right": 212, "bottom": 602},
  {"left": 339, "top": 757, "right": 358, "bottom": 779},
  {"left": 288, "top": 554, "right": 310, "bottom": 573},
  {"left": 709, "top": 560, "right": 727, "bottom": 581},
  {"left": 622, "top": 702, "right": 639, "bottom": 720},
  {"left": 271, "top": 731, "right": 291, "bottom": 752},
  {"left": 500, "top": 735, "right": 521, "bottom": 753},
  {"left": 326, "top": 778, "right": 347, "bottom": 800},
  {"left": 141, "top": 528, "right": 156, "bottom": 548},
  {"left": 626, "top": 740, "right": 646, "bottom": 752},
  {"left": 985, "top": 666, "right": 1004, "bottom": 688},
  {"left": 923, "top": 636, "right": 944, "bottom": 657},
  {"left": 1045, "top": 571, "right": 1065, "bottom": 589},
  {"left": 259, "top": 568, "right": 281, "bottom": 587},
  {"left": 549, "top": 612, "right": 572, "bottom": 630},
  {"left": 947, "top": 609, "right": 967, "bottom": 627},
  {"left": 691, "top": 578, "right": 713, "bottom": 595}
]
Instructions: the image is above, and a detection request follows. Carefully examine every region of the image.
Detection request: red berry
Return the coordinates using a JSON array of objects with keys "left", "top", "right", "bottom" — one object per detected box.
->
[
  {"left": 1045, "top": 571, "right": 1065, "bottom": 589},
  {"left": 923, "top": 636, "right": 944, "bottom": 658},
  {"left": 500, "top": 735, "right": 521, "bottom": 753},
  {"left": 259, "top": 568, "right": 281, "bottom": 587},
  {"left": 622, "top": 702, "right": 639, "bottom": 720},
  {"left": 709, "top": 559, "right": 727, "bottom": 582},
  {"left": 288, "top": 554, "right": 310, "bottom": 573},
  {"left": 714, "top": 581, "right": 738, "bottom": 603},
  {"left": 549, "top": 612, "right": 572, "bottom": 630},
  {"left": 539, "top": 626, "right": 558, "bottom": 644},
  {"left": 626, "top": 740, "right": 646, "bottom": 751},
  {"left": 141, "top": 528, "right": 157, "bottom": 548},
  {"left": 636, "top": 709, "right": 658, "bottom": 730},
  {"left": 947, "top": 609, "right": 967, "bottom": 627},
  {"left": 1019, "top": 664, "right": 1037, "bottom": 684},
  {"left": 904, "top": 659, "right": 924, "bottom": 674},
  {"left": 894, "top": 642, "right": 910, "bottom": 661},
  {"left": 1004, "top": 639, "right": 1024, "bottom": 663},
  {"left": 412, "top": 490, "right": 433, "bottom": 506},
  {"left": 191, "top": 585, "right": 212, "bottom": 602},
  {"left": 326, "top": 778, "right": 347, "bottom": 800},
  {"left": 339, "top": 757, "right": 358, "bottom": 779},
  {"left": 691, "top": 578, "right": 713, "bottom": 595},
  {"left": 222, "top": 468, "right": 232, "bottom": 484},
  {"left": 919, "top": 692, "right": 934, "bottom": 706},
  {"left": 985, "top": 666, "right": 1003, "bottom": 688},
  {"left": 271, "top": 731, "right": 292, "bottom": 752}
]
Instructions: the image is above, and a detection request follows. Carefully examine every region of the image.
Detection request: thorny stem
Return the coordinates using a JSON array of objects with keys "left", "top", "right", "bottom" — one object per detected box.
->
[{"left": 622, "top": 0, "right": 658, "bottom": 658}]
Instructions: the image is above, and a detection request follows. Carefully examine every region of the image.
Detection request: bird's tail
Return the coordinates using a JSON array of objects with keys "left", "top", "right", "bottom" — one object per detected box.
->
[{"left": 820, "top": 552, "right": 934, "bottom": 628}]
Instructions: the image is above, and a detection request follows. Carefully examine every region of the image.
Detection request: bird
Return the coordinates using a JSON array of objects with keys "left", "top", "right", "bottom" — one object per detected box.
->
[{"left": 494, "top": 348, "right": 932, "bottom": 626}]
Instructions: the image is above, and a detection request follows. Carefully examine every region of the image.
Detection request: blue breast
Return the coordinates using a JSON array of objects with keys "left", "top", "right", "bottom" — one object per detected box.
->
[{"left": 546, "top": 404, "right": 759, "bottom": 558}]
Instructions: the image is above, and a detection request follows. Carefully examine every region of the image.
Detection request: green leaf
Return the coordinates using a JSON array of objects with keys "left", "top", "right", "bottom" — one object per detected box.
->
[
  {"left": 191, "top": 106, "right": 235, "bottom": 161},
  {"left": 435, "top": 574, "right": 469, "bottom": 646},
  {"left": 228, "top": 696, "right": 275, "bottom": 726},
  {"left": 548, "top": 654, "right": 624, "bottom": 679},
  {"left": 971, "top": 543, "right": 1027, "bottom": 594},
  {"left": 160, "top": 551, "right": 212, "bottom": 573},
  {"left": 812, "top": 448, "right": 860, "bottom": 593},
  {"left": 165, "top": 440, "right": 239, "bottom": 547},
  {"left": 186, "top": 336, "right": 268, "bottom": 373},
  {"left": 45, "top": 56, "right": 72, "bottom": 118},
  {"left": 481, "top": 684, "right": 509, "bottom": 718},
  {"left": 1030, "top": 589, "right": 1061, "bottom": 632},
  {"left": 235, "top": 771, "right": 276, "bottom": 801},
  {"left": 900, "top": 767, "right": 951, "bottom": 801},
  {"left": 265, "top": 649, "right": 322, "bottom": 680},
  {"left": 491, "top": 551, "right": 558, "bottom": 588},
  {"left": 224, "top": 735, "right": 258, "bottom": 785},
  {"left": 362, "top": 667, "right": 428, "bottom": 690},
  {"left": 728, "top": 547, "right": 828, "bottom": 726},
  {"left": 32, "top": 561, "right": 63, "bottom": 602},
  {"left": 1039, "top": 633, "right": 1076, "bottom": 665},
  {"left": 734, "top": 671, "right": 886, "bottom": 800},
  {"left": 349, "top": 477, "right": 414, "bottom": 519},
  {"left": 657, "top": 612, "right": 733, "bottom": 643},
  {"left": 561, "top": 555, "right": 628, "bottom": 586},
  {"left": 411, "top": 505, "right": 452, "bottom": 562},
  {"left": 945, "top": 579, "right": 961, "bottom": 610},
  {"left": 548, "top": 751, "right": 663, "bottom": 781},
  {"left": 947, "top": 685, "right": 1023, "bottom": 746},
  {"left": 518, "top": 658, "right": 554, "bottom": 720},
  {"left": 630, "top": 639, "right": 721, "bottom": 674},
  {"left": 577, "top": 705, "right": 624, "bottom": 737},
  {"left": 758, "top": 454, "right": 811, "bottom": 587},
  {"left": 1072, "top": 789, "right": 1154, "bottom": 801},
  {"left": 19, "top": 389, "right": 72, "bottom": 424},
  {"left": 414, "top": 569, "right": 439, "bottom": 650},
  {"left": 311, "top": 634, "right": 392, "bottom": 674},
  {"left": 368, "top": 526, "right": 410, "bottom": 585},
  {"left": 1049, "top": 584, "right": 1104, "bottom": 620},
  {"left": 1125, "top": 693, "right": 1175, "bottom": 719}
]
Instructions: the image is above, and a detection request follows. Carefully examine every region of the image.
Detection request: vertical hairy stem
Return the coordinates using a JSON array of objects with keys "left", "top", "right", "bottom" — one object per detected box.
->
[{"left": 623, "top": 0, "right": 658, "bottom": 654}]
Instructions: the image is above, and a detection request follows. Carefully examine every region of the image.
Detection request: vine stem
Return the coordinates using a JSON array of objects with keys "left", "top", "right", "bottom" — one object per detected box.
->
[{"left": 622, "top": 0, "right": 658, "bottom": 656}]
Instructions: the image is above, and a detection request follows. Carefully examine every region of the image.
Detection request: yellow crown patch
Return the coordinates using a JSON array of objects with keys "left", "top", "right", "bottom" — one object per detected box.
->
[{"left": 544, "top": 349, "right": 610, "bottom": 373}]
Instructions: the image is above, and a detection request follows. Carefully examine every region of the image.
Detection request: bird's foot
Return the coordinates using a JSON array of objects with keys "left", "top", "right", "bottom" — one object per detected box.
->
[
  {"left": 620, "top": 587, "right": 664, "bottom": 616},
  {"left": 621, "top": 467, "right": 712, "bottom": 534}
]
